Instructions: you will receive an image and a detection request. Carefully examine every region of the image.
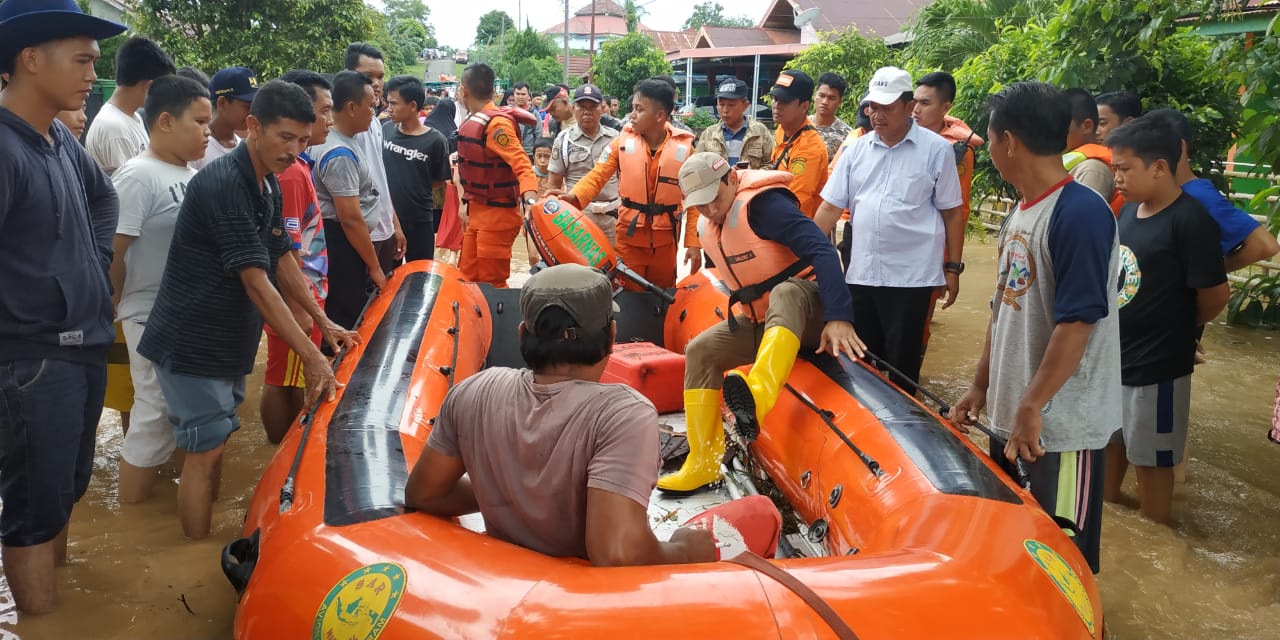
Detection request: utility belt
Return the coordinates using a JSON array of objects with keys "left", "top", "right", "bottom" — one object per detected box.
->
[{"left": 584, "top": 198, "right": 621, "bottom": 217}]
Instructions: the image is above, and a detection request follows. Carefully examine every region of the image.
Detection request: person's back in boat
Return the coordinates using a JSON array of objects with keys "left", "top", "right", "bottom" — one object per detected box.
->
[{"left": 405, "top": 264, "right": 719, "bottom": 566}]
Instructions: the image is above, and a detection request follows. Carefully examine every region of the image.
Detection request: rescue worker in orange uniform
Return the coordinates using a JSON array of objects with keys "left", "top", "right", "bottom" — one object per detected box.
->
[
  {"left": 767, "top": 70, "right": 828, "bottom": 218},
  {"left": 1062, "top": 88, "right": 1125, "bottom": 215},
  {"left": 659, "top": 153, "right": 863, "bottom": 493},
  {"left": 560, "top": 78, "right": 700, "bottom": 291},
  {"left": 913, "top": 72, "right": 984, "bottom": 358},
  {"left": 455, "top": 63, "right": 540, "bottom": 287}
]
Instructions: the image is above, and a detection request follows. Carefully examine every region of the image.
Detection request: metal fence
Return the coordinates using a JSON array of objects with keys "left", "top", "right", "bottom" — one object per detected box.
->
[{"left": 972, "top": 168, "right": 1280, "bottom": 283}]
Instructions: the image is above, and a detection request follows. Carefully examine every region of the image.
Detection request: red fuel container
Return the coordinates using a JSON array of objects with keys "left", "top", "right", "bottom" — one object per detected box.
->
[{"left": 600, "top": 342, "right": 686, "bottom": 413}]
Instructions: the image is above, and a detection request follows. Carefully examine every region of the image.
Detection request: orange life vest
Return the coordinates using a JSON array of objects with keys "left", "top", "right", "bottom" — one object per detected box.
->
[
  {"left": 700, "top": 170, "right": 815, "bottom": 326},
  {"left": 457, "top": 107, "right": 536, "bottom": 208},
  {"left": 1063, "top": 143, "right": 1126, "bottom": 216},
  {"left": 616, "top": 124, "right": 694, "bottom": 242}
]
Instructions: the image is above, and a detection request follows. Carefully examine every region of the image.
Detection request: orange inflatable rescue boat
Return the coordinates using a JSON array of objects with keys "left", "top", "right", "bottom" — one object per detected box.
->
[{"left": 224, "top": 198, "right": 1103, "bottom": 639}]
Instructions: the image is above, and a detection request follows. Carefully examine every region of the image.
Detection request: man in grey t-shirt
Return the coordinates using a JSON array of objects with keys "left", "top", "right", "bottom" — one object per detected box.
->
[
  {"left": 309, "top": 71, "right": 387, "bottom": 332},
  {"left": 405, "top": 265, "right": 783, "bottom": 565},
  {"left": 951, "top": 83, "right": 1120, "bottom": 575}
]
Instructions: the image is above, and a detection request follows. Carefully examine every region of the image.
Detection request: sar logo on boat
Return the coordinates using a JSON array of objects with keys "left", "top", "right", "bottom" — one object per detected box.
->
[
  {"left": 312, "top": 562, "right": 406, "bottom": 640},
  {"left": 543, "top": 199, "right": 561, "bottom": 214},
  {"left": 1024, "top": 539, "right": 1095, "bottom": 636}
]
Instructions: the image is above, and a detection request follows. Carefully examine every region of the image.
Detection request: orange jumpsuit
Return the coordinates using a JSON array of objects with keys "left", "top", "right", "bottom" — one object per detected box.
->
[
  {"left": 458, "top": 102, "right": 540, "bottom": 287},
  {"left": 771, "top": 125, "right": 829, "bottom": 218},
  {"left": 569, "top": 123, "right": 699, "bottom": 291}
]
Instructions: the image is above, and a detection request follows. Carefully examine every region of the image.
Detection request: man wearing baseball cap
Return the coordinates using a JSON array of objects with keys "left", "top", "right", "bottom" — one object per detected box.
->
[
  {"left": 407, "top": 263, "right": 782, "bottom": 563},
  {"left": 695, "top": 78, "right": 774, "bottom": 170},
  {"left": 195, "top": 66, "right": 259, "bottom": 170},
  {"left": 768, "top": 69, "right": 829, "bottom": 217},
  {"left": 814, "top": 66, "right": 967, "bottom": 390},
  {"left": 540, "top": 84, "right": 575, "bottom": 141},
  {"left": 0, "top": 0, "right": 125, "bottom": 613},
  {"left": 548, "top": 84, "right": 623, "bottom": 246},
  {"left": 658, "top": 153, "right": 862, "bottom": 493}
]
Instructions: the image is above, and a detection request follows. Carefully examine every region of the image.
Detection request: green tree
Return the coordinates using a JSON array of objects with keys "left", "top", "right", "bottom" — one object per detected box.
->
[
  {"left": 475, "top": 10, "right": 516, "bottom": 46},
  {"left": 624, "top": 0, "right": 644, "bottom": 34},
  {"left": 1232, "top": 12, "right": 1280, "bottom": 225},
  {"left": 497, "top": 27, "right": 561, "bottom": 86},
  {"left": 902, "top": 0, "right": 1053, "bottom": 72},
  {"left": 506, "top": 57, "right": 564, "bottom": 92},
  {"left": 1040, "top": 0, "right": 1239, "bottom": 186},
  {"left": 682, "top": 2, "right": 754, "bottom": 30},
  {"left": 590, "top": 33, "right": 671, "bottom": 115},
  {"left": 947, "top": 1, "right": 1240, "bottom": 199},
  {"left": 132, "top": 0, "right": 398, "bottom": 78},
  {"left": 384, "top": 0, "right": 431, "bottom": 30},
  {"left": 784, "top": 27, "right": 897, "bottom": 122}
]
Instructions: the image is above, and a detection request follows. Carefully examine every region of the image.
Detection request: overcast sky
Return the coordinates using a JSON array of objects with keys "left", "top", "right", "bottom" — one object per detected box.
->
[{"left": 402, "top": 0, "right": 775, "bottom": 49}]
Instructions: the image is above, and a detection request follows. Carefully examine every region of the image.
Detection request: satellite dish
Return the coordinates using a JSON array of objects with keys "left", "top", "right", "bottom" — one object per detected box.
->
[{"left": 793, "top": 7, "right": 821, "bottom": 28}]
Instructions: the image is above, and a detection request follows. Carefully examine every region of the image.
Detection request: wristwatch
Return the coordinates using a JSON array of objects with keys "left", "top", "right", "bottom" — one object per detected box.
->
[
  {"left": 944, "top": 261, "right": 965, "bottom": 275},
  {"left": 525, "top": 197, "right": 538, "bottom": 206}
]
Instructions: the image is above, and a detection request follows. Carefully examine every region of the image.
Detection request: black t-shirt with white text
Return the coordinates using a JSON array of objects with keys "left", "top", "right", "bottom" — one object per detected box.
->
[
  {"left": 382, "top": 121, "right": 450, "bottom": 224},
  {"left": 1116, "top": 193, "right": 1226, "bottom": 386}
]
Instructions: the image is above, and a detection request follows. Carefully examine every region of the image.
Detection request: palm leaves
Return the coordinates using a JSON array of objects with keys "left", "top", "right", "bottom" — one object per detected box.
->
[{"left": 903, "top": 0, "right": 1056, "bottom": 71}]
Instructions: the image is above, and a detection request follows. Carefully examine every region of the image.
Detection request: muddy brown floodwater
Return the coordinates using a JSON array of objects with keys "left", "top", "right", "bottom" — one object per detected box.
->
[{"left": 1, "top": 239, "right": 1277, "bottom": 639}]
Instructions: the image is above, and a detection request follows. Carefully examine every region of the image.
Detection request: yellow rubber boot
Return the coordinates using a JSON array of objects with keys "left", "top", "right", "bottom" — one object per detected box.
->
[
  {"left": 722, "top": 326, "right": 801, "bottom": 442},
  {"left": 657, "top": 389, "right": 726, "bottom": 494}
]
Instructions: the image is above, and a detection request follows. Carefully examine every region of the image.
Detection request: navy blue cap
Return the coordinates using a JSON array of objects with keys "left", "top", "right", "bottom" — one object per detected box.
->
[{"left": 210, "top": 67, "right": 259, "bottom": 102}]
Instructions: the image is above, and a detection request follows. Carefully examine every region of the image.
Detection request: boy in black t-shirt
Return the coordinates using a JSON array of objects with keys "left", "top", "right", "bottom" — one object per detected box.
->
[
  {"left": 382, "top": 75, "right": 450, "bottom": 261},
  {"left": 1103, "top": 115, "right": 1229, "bottom": 524}
]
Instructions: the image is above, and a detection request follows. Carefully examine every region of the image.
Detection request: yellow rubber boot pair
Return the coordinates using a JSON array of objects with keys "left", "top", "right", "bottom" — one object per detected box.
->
[
  {"left": 657, "top": 389, "right": 726, "bottom": 494},
  {"left": 722, "top": 326, "right": 801, "bottom": 442}
]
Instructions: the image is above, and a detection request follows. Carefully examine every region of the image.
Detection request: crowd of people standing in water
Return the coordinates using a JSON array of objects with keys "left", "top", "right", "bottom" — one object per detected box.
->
[{"left": 1, "top": 0, "right": 1278, "bottom": 619}]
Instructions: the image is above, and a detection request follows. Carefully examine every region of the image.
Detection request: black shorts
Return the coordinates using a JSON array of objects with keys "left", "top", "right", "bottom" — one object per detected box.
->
[
  {"left": 0, "top": 358, "right": 106, "bottom": 547},
  {"left": 989, "top": 436, "right": 1105, "bottom": 574}
]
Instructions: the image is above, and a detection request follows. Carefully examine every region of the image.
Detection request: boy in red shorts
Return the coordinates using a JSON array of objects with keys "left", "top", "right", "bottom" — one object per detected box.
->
[{"left": 261, "top": 70, "right": 334, "bottom": 443}]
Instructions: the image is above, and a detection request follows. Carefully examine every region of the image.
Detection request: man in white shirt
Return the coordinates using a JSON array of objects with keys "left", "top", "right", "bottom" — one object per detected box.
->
[
  {"left": 107, "top": 75, "right": 210, "bottom": 504},
  {"left": 345, "top": 42, "right": 406, "bottom": 269},
  {"left": 193, "top": 66, "right": 257, "bottom": 170},
  {"left": 814, "top": 67, "right": 967, "bottom": 388},
  {"left": 86, "top": 36, "right": 174, "bottom": 175}
]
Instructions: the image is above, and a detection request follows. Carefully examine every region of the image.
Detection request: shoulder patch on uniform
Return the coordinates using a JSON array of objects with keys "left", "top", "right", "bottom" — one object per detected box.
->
[
  {"left": 791, "top": 157, "right": 807, "bottom": 176},
  {"left": 494, "top": 130, "right": 511, "bottom": 147}
]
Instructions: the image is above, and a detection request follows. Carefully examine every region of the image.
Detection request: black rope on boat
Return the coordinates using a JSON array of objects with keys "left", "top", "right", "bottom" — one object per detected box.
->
[
  {"left": 857, "top": 351, "right": 1030, "bottom": 489},
  {"left": 445, "top": 300, "right": 460, "bottom": 387},
  {"left": 784, "top": 383, "right": 883, "bottom": 478},
  {"left": 279, "top": 290, "right": 378, "bottom": 513}
]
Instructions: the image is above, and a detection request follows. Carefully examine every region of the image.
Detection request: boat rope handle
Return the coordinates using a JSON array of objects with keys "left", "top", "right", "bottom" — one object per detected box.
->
[
  {"left": 855, "top": 352, "right": 1030, "bottom": 489},
  {"left": 724, "top": 551, "right": 860, "bottom": 640},
  {"left": 279, "top": 289, "right": 379, "bottom": 513},
  {"left": 784, "top": 383, "right": 883, "bottom": 478},
  {"left": 444, "top": 300, "right": 460, "bottom": 387}
]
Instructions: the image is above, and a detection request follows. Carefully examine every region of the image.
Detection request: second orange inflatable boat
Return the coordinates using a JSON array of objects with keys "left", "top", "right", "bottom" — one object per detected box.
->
[{"left": 224, "top": 259, "right": 1102, "bottom": 639}]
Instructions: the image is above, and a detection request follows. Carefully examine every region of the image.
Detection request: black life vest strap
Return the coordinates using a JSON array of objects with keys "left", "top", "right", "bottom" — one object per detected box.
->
[{"left": 725, "top": 260, "right": 813, "bottom": 331}]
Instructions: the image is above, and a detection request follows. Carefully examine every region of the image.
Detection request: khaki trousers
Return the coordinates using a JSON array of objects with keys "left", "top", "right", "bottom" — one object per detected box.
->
[{"left": 684, "top": 279, "right": 824, "bottom": 389}]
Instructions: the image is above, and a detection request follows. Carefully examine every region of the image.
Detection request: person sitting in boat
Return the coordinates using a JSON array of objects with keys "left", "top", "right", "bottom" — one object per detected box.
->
[
  {"left": 659, "top": 153, "right": 865, "bottom": 493},
  {"left": 405, "top": 264, "right": 782, "bottom": 565}
]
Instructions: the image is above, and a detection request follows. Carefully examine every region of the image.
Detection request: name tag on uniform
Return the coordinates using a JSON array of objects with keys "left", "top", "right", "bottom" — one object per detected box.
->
[
  {"left": 675, "top": 145, "right": 689, "bottom": 162},
  {"left": 623, "top": 138, "right": 636, "bottom": 154}
]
